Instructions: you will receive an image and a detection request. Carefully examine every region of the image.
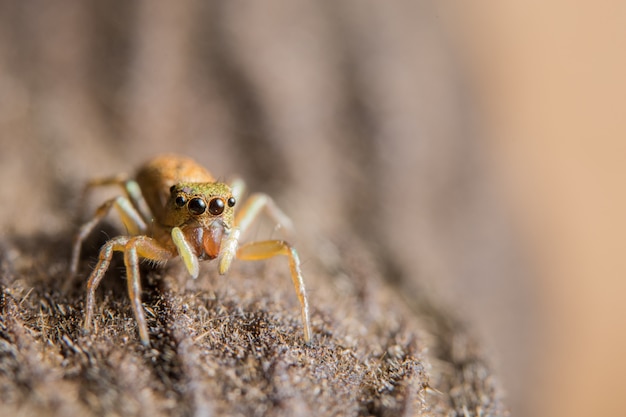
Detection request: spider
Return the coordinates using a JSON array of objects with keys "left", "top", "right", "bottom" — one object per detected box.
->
[{"left": 69, "top": 154, "right": 312, "bottom": 345}]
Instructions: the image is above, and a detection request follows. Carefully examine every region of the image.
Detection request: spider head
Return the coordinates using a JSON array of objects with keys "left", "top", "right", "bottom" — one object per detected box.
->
[{"left": 166, "top": 182, "right": 236, "bottom": 260}]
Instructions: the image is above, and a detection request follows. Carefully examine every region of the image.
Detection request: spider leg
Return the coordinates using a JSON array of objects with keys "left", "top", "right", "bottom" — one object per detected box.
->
[
  {"left": 70, "top": 195, "right": 148, "bottom": 281},
  {"left": 235, "top": 192, "right": 295, "bottom": 238},
  {"left": 83, "top": 235, "right": 173, "bottom": 346},
  {"left": 236, "top": 240, "right": 312, "bottom": 344},
  {"left": 122, "top": 180, "right": 152, "bottom": 223},
  {"left": 123, "top": 236, "right": 174, "bottom": 345},
  {"left": 82, "top": 175, "right": 151, "bottom": 222},
  {"left": 83, "top": 236, "right": 129, "bottom": 334},
  {"left": 219, "top": 191, "right": 295, "bottom": 275}
]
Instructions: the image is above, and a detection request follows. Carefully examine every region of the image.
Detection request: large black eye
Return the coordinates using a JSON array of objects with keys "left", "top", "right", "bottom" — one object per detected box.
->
[
  {"left": 188, "top": 198, "right": 207, "bottom": 215},
  {"left": 175, "top": 195, "right": 187, "bottom": 207},
  {"left": 208, "top": 198, "right": 225, "bottom": 215},
  {"left": 227, "top": 197, "right": 236, "bottom": 207}
]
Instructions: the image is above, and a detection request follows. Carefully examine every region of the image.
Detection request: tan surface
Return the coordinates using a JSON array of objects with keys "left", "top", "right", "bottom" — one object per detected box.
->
[{"left": 441, "top": 1, "right": 626, "bottom": 416}]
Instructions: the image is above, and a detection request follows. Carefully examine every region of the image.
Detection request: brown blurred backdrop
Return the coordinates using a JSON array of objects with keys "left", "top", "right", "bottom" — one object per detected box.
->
[
  {"left": 0, "top": 0, "right": 526, "bottom": 415},
  {"left": 2, "top": 1, "right": 622, "bottom": 416},
  {"left": 441, "top": 1, "right": 626, "bottom": 416}
]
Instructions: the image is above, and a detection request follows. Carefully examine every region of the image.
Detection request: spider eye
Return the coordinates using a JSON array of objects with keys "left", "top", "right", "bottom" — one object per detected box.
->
[
  {"left": 208, "top": 198, "right": 225, "bottom": 215},
  {"left": 188, "top": 197, "right": 207, "bottom": 215},
  {"left": 175, "top": 195, "right": 187, "bottom": 207},
  {"left": 227, "top": 197, "right": 236, "bottom": 207}
]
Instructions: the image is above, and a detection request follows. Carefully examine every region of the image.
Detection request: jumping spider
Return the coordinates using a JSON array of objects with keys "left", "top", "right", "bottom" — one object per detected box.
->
[{"left": 69, "top": 154, "right": 312, "bottom": 345}]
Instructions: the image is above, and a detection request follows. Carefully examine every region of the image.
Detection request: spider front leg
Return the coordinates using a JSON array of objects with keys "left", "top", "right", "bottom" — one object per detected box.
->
[
  {"left": 217, "top": 190, "right": 295, "bottom": 275},
  {"left": 220, "top": 189, "right": 311, "bottom": 343},
  {"left": 236, "top": 240, "right": 312, "bottom": 344},
  {"left": 84, "top": 236, "right": 129, "bottom": 333},
  {"left": 235, "top": 192, "right": 295, "bottom": 238},
  {"left": 84, "top": 235, "right": 173, "bottom": 345}
]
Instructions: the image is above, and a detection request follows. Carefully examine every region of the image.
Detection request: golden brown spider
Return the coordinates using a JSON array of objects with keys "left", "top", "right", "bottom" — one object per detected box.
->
[{"left": 69, "top": 154, "right": 311, "bottom": 345}]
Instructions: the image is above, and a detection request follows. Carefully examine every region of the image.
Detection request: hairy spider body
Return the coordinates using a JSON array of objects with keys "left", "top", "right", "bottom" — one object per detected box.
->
[{"left": 70, "top": 154, "right": 311, "bottom": 345}]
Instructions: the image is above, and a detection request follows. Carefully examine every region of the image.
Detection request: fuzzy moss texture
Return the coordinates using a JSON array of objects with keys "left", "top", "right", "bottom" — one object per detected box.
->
[{"left": 1, "top": 234, "right": 504, "bottom": 416}]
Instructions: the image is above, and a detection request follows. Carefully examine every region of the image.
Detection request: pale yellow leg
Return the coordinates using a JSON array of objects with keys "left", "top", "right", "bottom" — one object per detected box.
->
[
  {"left": 84, "top": 236, "right": 129, "bottom": 333},
  {"left": 82, "top": 175, "right": 151, "bottom": 222},
  {"left": 124, "top": 236, "right": 173, "bottom": 345},
  {"left": 236, "top": 240, "right": 312, "bottom": 344},
  {"left": 235, "top": 193, "right": 295, "bottom": 238},
  {"left": 83, "top": 235, "right": 173, "bottom": 346},
  {"left": 217, "top": 190, "right": 295, "bottom": 275},
  {"left": 70, "top": 174, "right": 151, "bottom": 282},
  {"left": 70, "top": 195, "right": 147, "bottom": 280}
]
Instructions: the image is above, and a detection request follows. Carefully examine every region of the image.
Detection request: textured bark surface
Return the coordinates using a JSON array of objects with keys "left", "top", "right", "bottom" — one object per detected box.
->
[{"left": 0, "top": 1, "right": 514, "bottom": 416}]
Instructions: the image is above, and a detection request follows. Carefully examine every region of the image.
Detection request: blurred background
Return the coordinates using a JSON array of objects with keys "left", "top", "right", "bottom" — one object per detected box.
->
[{"left": 1, "top": 1, "right": 624, "bottom": 416}]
